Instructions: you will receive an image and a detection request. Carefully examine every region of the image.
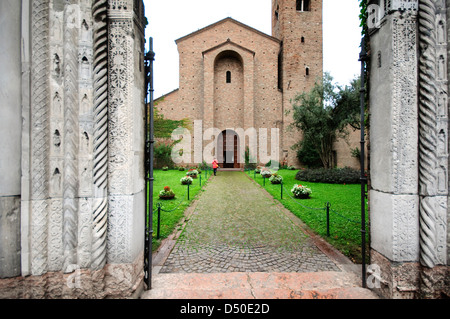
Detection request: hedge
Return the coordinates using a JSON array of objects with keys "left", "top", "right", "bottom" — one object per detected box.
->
[{"left": 295, "top": 167, "right": 361, "bottom": 184}]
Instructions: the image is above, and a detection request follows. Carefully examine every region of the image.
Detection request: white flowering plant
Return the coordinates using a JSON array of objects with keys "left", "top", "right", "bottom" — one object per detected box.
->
[
  {"left": 180, "top": 176, "right": 193, "bottom": 185},
  {"left": 291, "top": 184, "right": 312, "bottom": 197},
  {"left": 260, "top": 169, "right": 272, "bottom": 178},
  {"left": 186, "top": 169, "right": 199, "bottom": 177},
  {"left": 159, "top": 186, "right": 175, "bottom": 198},
  {"left": 269, "top": 173, "right": 283, "bottom": 184}
]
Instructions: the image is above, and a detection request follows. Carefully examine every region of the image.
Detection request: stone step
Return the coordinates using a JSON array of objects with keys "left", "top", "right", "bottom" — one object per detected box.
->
[{"left": 141, "top": 271, "right": 379, "bottom": 299}]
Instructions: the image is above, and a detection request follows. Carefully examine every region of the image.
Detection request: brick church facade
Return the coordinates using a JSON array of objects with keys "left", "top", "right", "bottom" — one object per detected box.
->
[{"left": 155, "top": 0, "right": 360, "bottom": 169}]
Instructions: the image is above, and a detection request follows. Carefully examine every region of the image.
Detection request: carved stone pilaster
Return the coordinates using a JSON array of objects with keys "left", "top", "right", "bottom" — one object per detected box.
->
[
  {"left": 62, "top": 1, "right": 80, "bottom": 273},
  {"left": 106, "top": 0, "right": 146, "bottom": 267},
  {"left": 30, "top": 0, "right": 51, "bottom": 276},
  {"left": 417, "top": 0, "right": 448, "bottom": 270}
]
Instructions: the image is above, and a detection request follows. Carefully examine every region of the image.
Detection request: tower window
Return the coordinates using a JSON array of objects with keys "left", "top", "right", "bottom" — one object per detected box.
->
[
  {"left": 305, "top": 67, "right": 310, "bottom": 76},
  {"left": 301, "top": 36, "right": 305, "bottom": 43},
  {"left": 296, "top": 0, "right": 310, "bottom": 12},
  {"left": 226, "top": 71, "right": 231, "bottom": 83}
]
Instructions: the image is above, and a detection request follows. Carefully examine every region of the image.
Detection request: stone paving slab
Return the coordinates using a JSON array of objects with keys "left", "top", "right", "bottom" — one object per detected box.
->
[
  {"left": 141, "top": 272, "right": 379, "bottom": 299},
  {"left": 159, "top": 171, "right": 339, "bottom": 274}
]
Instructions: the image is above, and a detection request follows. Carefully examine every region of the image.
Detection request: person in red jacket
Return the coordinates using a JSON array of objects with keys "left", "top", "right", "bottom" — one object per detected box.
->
[{"left": 212, "top": 158, "right": 219, "bottom": 176}]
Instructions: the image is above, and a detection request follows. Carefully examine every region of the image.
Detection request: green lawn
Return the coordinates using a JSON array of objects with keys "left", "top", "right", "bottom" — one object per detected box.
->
[
  {"left": 245, "top": 169, "right": 369, "bottom": 264},
  {"left": 147, "top": 169, "right": 211, "bottom": 251}
]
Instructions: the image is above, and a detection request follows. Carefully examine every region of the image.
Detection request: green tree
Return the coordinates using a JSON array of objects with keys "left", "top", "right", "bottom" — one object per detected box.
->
[{"left": 291, "top": 73, "right": 361, "bottom": 169}]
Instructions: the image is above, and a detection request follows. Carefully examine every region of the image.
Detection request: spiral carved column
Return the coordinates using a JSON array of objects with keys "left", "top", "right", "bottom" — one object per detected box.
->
[
  {"left": 91, "top": 0, "right": 109, "bottom": 270},
  {"left": 418, "top": 0, "right": 438, "bottom": 269}
]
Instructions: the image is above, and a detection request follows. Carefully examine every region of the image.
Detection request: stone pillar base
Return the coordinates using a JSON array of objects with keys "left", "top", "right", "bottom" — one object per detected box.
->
[
  {"left": 0, "top": 253, "right": 144, "bottom": 299},
  {"left": 370, "top": 249, "right": 450, "bottom": 299}
]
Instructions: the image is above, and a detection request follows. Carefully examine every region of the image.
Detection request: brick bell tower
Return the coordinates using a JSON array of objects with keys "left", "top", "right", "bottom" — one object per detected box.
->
[{"left": 272, "top": 0, "right": 323, "bottom": 167}]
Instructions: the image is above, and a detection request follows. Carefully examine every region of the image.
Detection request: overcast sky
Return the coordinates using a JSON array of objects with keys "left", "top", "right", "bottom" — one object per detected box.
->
[{"left": 144, "top": 0, "right": 362, "bottom": 99}]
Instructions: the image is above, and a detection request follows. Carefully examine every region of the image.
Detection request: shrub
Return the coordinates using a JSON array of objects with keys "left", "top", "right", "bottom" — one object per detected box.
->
[
  {"left": 154, "top": 142, "right": 175, "bottom": 169},
  {"left": 162, "top": 166, "right": 168, "bottom": 171},
  {"left": 199, "top": 160, "right": 209, "bottom": 171},
  {"left": 295, "top": 167, "right": 361, "bottom": 184},
  {"left": 178, "top": 166, "right": 185, "bottom": 171}
]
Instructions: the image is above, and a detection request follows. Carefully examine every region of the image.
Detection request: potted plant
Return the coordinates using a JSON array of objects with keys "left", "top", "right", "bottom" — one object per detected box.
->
[
  {"left": 159, "top": 186, "right": 175, "bottom": 199},
  {"left": 181, "top": 176, "right": 193, "bottom": 185},
  {"left": 291, "top": 184, "right": 312, "bottom": 199},
  {"left": 255, "top": 166, "right": 262, "bottom": 173},
  {"left": 269, "top": 173, "right": 283, "bottom": 184},
  {"left": 260, "top": 169, "right": 272, "bottom": 178},
  {"left": 186, "top": 169, "right": 198, "bottom": 179}
]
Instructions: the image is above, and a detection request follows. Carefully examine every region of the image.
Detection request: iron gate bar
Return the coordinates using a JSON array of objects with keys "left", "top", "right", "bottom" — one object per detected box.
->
[
  {"left": 359, "top": 37, "right": 368, "bottom": 289},
  {"left": 144, "top": 37, "right": 155, "bottom": 290}
]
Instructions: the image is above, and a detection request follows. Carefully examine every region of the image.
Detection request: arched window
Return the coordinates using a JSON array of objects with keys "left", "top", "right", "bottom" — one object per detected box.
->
[
  {"left": 226, "top": 71, "right": 231, "bottom": 83},
  {"left": 296, "top": 0, "right": 310, "bottom": 12},
  {"left": 305, "top": 67, "right": 310, "bottom": 76}
]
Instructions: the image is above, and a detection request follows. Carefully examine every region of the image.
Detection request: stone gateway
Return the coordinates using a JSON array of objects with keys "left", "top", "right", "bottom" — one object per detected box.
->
[{"left": 0, "top": 0, "right": 449, "bottom": 299}]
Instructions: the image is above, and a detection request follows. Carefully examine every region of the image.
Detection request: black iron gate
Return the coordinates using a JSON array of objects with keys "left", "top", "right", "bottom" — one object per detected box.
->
[{"left": 144, "top": 37, "right": 155, "bottom": 290}]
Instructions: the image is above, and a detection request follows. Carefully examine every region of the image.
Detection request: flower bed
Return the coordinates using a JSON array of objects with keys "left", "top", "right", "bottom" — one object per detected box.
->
[
  {"left": 159, "top": 186, "right": 175, "bottom": 199},
  {"left": 291, "top": 184, "right": 312, "bottom": 199},
  {"left": 181, "top": 176, "right": 193, "bottom": 185}
]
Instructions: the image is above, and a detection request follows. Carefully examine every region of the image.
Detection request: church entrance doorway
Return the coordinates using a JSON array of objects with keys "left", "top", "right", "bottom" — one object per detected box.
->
[{"left": 219, "top": 130, "right": 240, "bottom": 169}]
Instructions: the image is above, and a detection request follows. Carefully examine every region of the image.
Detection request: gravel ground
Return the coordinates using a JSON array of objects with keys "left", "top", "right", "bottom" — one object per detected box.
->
[{"left": 160, "top": 171, "right": 339, "bottom": 274}]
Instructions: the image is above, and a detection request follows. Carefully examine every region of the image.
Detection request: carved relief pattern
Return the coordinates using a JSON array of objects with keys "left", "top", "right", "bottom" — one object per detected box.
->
[
  {"left": 107, "top": 196, "right": 133, "bottom": 263},
  {"left": 391, "top": 14, "right": 420, "bottom": 261},
  {"left": 418, "top": 0, "right": 448, "bottom": 268},
  {"left": 30, "top": 0, "right": 50, "bottom": 276},
  {"left": 106, "top": 2, "right": 136, "bottom": 263},
  {"left": 108, "top": 20, "right": 132, "bottom": 195},
  {"left": 48, "top": 199, "right": 63, "bottom": 271},
  {"left": 393, "top": 197, "right": 419, "bottom": 261},
  {"left": 391, "top": 16, "right": 418, "bottom": 194},
  {"left": 62, "top": 3, "right": 81, "bottom": 272},
  {"left": 91, "top": 0, "right": 109, "bottom": 270},
  {"left": 434, "top": 0, "right": 449, "bottom": 265},
  {"left": 446, "top": 0, "right": 450, "bottom": 266}
]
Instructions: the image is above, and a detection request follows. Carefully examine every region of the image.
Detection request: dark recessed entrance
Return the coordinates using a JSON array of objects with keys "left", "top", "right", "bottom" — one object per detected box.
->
[{"left": 219, "top": 130, "right": 240, "bottom": 169}]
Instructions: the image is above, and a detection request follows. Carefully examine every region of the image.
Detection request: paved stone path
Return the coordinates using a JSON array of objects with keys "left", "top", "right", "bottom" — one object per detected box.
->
[{"left": 159, "top": 171, "right": 339, "bottom": 274}]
